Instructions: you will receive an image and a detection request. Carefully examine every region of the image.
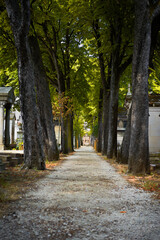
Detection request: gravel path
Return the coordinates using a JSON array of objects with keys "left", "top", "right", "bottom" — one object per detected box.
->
[{"left": 0, "top": 146, "right": 160, "bottom": 240}]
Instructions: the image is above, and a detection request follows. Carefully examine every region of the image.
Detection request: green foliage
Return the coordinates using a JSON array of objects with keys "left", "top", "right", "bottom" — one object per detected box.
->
[
  {"left": 0, "top": 4, "right": 19, "bottom": 97},
  {"left": 149, "top": 64, "right": 160, "bottom": 93},
  {"left": 119, "top": 65, "right": 132, "bottom": 107},
  {"left": 73, "top": 113, "right": 85, "bottom": 138},
  {"left": 52, "top": 93, "right": 74, "bottom": 120},
  {"left": 91, "top": 118, "right": 98, "bottom": 138},
  {"left": 1, "top": 0, "right": 160, "bottom": 142}
]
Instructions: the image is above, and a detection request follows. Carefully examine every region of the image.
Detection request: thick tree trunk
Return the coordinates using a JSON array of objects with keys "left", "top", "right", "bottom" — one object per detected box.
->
[
  {"left": 128, "top": 0, "right": 151, "bottom": 174},
  {"left": 97, "top": 88, "right": 103, "bottom": 152},
  {"left": 5, "top": 0, "right": 45, "bottom": 169},
  {"left": 18, "top": 46, "right": 45, "bottom": 169},
  {"left": 118, "top": 106, "right": 132, "bottom": 164},
  {"left": 29, "top": 36, "right": 59, "bottom": 161}
]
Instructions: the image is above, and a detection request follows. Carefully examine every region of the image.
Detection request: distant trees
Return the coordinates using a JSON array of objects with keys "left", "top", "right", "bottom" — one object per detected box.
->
[{"left": 87, "top": 0, "right": 133, "bottom": 159}]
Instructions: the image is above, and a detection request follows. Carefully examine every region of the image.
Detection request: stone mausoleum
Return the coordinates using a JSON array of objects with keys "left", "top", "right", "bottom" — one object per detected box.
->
[
  {"left": 117, "top": 85, "right": 160, "bottom": 153},
  {"left": 0, "top": 87, "right": 15, "bottom": 150}
]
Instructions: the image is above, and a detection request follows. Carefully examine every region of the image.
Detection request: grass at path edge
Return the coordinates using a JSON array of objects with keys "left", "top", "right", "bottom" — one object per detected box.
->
[{"left": 0, "top": 152, "right": 72, "bottom": 217}]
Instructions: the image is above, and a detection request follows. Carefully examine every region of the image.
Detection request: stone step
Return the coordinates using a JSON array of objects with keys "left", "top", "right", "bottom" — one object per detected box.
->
[
  {"left": 0, "top": 163, "right": 5, "bottom": 172},
  {"left": 3, "top": 161, "right": 10, "bottom": 168},
  {"left": 150, "top": 159, "right": 160, "bottom": 165},
  {"left": 17, "top": 157, "right": 23, "bottom": 164},
  {"left": 150, "top": 152, "right": 160, "bottom": 157},
  {"left": 10, "top": 158, "right": 19, "bottom": 167},
  {"left": 0, "top": 155, "right": 12, "bottom": 162},
  {"left": 0, "top": 152, "right": 24, "bottom": 171},
  {"left": 150, "top": 157, "right": 160, "bottom": 162},
  {"left": 0, "top": 156, "right": 20, "bottom": 168},
  {"left": 0, "top": 153, "right": 23, "bottom": 159},
  {"left": 150, "top": 163, "right": 160, "bottom": 171},
  {"left": 11, "top": 157, "right": 22, "bottom": 165}
]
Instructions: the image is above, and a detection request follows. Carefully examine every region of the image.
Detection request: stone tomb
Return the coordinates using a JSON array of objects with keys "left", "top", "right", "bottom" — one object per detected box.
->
[
  {"left": 0, "top": 87, "right": 15, "bottom": 150},
  {"left": 149, "top": 95, "right": 160, "bottom": 153},
  {"left": 121, "top": 91, "right": 160, "bottom": 154}
]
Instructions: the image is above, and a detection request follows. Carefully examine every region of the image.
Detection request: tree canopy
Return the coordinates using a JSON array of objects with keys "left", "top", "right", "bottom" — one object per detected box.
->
[{"left": 1, "top": 0, "right": 160, "bottom": 173}]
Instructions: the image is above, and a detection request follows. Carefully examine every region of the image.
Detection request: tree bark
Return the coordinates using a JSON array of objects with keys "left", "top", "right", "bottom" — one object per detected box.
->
[
  {"left": 107, "top": 21, "right": 121, "bottom": 159},
  {"left": 102, "top": 87, "right": 110, "bottom": 155},
  {"left": 93, "top": 19, "right": 110, "bottom": 155},
  {"left": 97, "top": 88, "right": 103, "bottom": 152},
  {"left": 61, "top": 115, "right": 68, "bottom": 154},
  {"left": 128, "top": 0, "right": 151, "bottom": 174},
  {"left": 43, "top": 24, "right": 73, "bottom": 154},
  {"left": 118, "top": 106, "right": 132, "bottom": 164},
  {"left": 29, "top": 35, "right": 59, "bottom": 161},
  {"left": 107, "top": 60, "right": 120, "bottom": 158},
  {"left": 65, "top": 26, "right": 73, "bottom": 152},
  {"left": 5, "top": 0, "right": 45, "bottom": 169},
  {"left": 106, "top": 21, "right": 132, "bottom": 159}
]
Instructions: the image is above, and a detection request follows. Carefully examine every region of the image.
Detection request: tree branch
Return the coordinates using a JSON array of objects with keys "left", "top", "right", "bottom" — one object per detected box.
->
[
  {"left": 119, "top": 55, "right": 132, "bottom": 75},
  {"left": 0, "top": 28, "right": 15, "bottom": 45},
  {"left": 4, "top": 0, "right": 21, "bottom": 33},
  {"left": 47, "top": 75, "right": 58, "bottom": 89}
]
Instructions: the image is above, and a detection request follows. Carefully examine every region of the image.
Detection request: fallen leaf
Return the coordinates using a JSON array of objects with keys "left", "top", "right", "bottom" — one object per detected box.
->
[
  {"left": 82, "top": 210, "right": 88, "bottom": 212},
  {"left": 120, "top": 211, "right": 127, "bottom": 213}
]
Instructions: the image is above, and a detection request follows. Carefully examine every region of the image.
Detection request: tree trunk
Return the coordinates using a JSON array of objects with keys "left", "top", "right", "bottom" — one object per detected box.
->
[
  {"left": 97, "top": 88, "right": 103, "bottom": 152},
  {"left": 128, "top": 0, "right": 151, "bottom": 174},
  {"left": 48, "top": 27, "right": 73, "bottom": 154},
  {"left": 107, "top": 20, "right": 121, "bottom": 159},
  {"left": 5, "top": 0, "right": 45, "bottom": 169},
  {"left": 107, "top": 58, "right": 120, "bottom": 158},
  {"left": 102, "top": 88, "right": 110, "bottom": 155},
  {"left": 65, "top": 27, "right": 73, "bottom": 152},
  {"left": 93, "top": 19, "right": 110, "bottom": 155},
  {"left": 67, "top": 113, "right": 73, "bottom": 152},
  {"left": 69, "top": 112, "right": 74, "bottom": 151},
  {"left": 61, "top": 115, "right": 68, "bottom": 154},
  {"left": 118, "top": 106, "right": 132, "bottom": 164},
  {"left": 29, "top": 35, "right": 59, "bottom": 161}
]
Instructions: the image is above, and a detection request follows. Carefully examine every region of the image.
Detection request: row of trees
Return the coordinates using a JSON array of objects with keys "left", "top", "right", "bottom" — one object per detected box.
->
[
  {"left": 85, "top": 0, "right": 160, "bottom": 174},
  {"left": 1, "top": 0, "right": 160, "bottom": 173}
]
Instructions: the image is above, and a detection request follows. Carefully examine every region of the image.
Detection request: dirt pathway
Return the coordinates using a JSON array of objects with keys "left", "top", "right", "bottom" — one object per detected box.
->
[{"left": 0, "top": 146, "right": 160, "bottom": 240}]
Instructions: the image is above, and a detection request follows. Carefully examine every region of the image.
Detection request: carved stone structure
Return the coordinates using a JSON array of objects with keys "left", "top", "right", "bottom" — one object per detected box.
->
[
  {"left": 123, "top": 85, "right": 160, "bottom": 153},
  {"left": 148, "top": 95, "right": 160, "bottom": 153},
  {"left": 0, "top": 87, "right": 15, "bottom": 150}
]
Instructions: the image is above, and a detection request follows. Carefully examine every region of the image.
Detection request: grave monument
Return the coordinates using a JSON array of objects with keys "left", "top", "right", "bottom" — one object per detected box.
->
[{"left": 0, "top": 87, "right": 15, "bottom": 150}]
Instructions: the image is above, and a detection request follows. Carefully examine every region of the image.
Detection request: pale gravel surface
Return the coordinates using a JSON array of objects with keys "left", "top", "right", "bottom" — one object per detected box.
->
[{"left": 0, "top": 146, "right": 160, "bottom": 240}]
